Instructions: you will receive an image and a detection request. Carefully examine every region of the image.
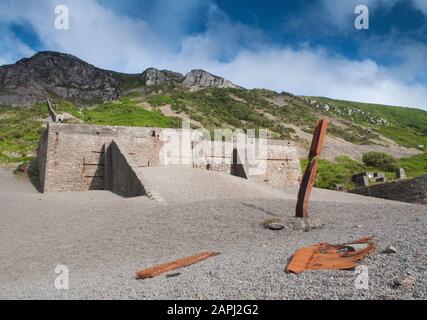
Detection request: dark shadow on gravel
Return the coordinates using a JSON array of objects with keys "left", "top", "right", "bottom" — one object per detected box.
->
[{"left": 26, "top": 161, "right": 42, "bottom": 193}]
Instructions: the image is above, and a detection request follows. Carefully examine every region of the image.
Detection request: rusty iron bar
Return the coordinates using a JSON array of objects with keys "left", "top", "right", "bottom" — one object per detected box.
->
[
  {"left": 295, "top": 118, "right": 329, "bottom": 218},
  {"left": 135, "top": 251, "right": 220, "bottom": 280}
]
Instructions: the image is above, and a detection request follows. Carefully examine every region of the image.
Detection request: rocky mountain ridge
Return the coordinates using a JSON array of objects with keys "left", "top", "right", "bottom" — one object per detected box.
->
[
  {"left": 0, "top": 51, "right": 238, "bottom": 106},
  {"left": 141, "top": 68, "right": 184, "bottom": 86},
  {"left": 182, "top": 69, "right": 238, "bottom": 91}
]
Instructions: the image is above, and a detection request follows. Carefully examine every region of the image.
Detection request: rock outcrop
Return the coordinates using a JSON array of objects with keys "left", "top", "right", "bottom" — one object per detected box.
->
[
  {"left": 0, "top": 51, "right": 140, "bottom": 106},
  {"left": 141, "top": 68, "right": 184, "bottom": 86},
  {"left": 183, "top": 69, "right": 238, "bottom": 91},
  {"left": 0, "top": 51, "right": 239, "bottom": 106}
]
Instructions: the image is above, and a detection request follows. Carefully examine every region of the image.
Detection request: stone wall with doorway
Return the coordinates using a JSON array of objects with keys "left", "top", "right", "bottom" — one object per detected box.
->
[{"left": 36, "top": 122, "right": 302, "bottom": 193}]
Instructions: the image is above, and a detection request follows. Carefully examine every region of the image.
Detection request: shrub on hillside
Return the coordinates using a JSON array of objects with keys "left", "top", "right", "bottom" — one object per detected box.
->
[{"left": 362, "top": 151, "right": 398, "bottom": 171}]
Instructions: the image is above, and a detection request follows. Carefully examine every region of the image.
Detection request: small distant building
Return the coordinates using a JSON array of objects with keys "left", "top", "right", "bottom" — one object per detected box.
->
[
  {"left": 372, "top": 172, "right": 387, "bottom": 183},
  {"left": 351, "top": 171, "right": 387, "bottom": 187},
  {"left": 352, "top": 172, "right": 372, "bottom": 187},
  {"left": 396, "top": 168, "right": 406, "bottom": 180}
]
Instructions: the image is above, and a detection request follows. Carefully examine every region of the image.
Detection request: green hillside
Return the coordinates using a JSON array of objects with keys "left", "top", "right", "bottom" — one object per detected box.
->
[
  {"left": 83, "top": 96, "right": 182, "bottom": 128},
  {"left": 0, "top": 96, "right": 181, "bottom": 164},
  {"left": 144, "top": 86, "right": 384, "bottom": 143},
  {"left": 306, "top": 97, "right": 427, "bottom": 149},
  {"left": 302, "top": 153, "right": 427, "bottom": 190},
  {"left": 1, "top": 86, "right": 426, "bottom": 190}
]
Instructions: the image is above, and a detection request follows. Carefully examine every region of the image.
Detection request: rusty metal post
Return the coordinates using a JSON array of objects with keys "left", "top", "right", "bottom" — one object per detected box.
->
[{"left": 296, "top": 118, "right": 329, "bottom": 218}]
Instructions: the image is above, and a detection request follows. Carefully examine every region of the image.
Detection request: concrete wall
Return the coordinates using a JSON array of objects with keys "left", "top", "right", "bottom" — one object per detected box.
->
[
  {"left": 42, "top": 124, "right": 116, "bottom": 192},
  {"left": 192, "top": 138, "right": 301, "bottom": 189},
  {"left": 38, "top": 124, "right": 161, "bottom": 192},
  {"left": 105, "top": 140, "right": 146, "bottom": 198},
  {"left": 35, "top": 125, "right": 49, "bottom": 192},
  {"left": 349, "top": 175, "right": 427, "bottom": 204},
  {"left": 47, "top": 99, "right": 64, "bottom": 123},
  {"left": 37, "top": 123, "right": 302, "bottom": 193},
  {"left": 247, "top": 140, "right": 301, "bottom": 189}
]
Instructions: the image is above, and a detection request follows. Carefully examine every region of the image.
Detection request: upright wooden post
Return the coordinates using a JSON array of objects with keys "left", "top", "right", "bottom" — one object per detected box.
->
[{"left": 296, "top": 118, "right": 329, "bottom": 218}]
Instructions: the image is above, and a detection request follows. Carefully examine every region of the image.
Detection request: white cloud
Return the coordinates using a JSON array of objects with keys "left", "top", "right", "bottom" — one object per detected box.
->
[
  {"left": 0, "top": 0, "right": 168, "bottom": 72},
  {"left": 284, "top": 0, "right": 400, "bottom": 34},
  {"left": 0, "top": 0, "right": 426, "bottom": 110},
  {"left": 413, "top": 0, "right": 427, "bottom": 14},
  {"left": 0, "top": 29, "right": 36, "bottom": 65},
  {"left": 196, "top": 46, "right": 427, "bottom": 109},
  {"left": 322, "top": 0, "right": 427, "bottom": 28}
]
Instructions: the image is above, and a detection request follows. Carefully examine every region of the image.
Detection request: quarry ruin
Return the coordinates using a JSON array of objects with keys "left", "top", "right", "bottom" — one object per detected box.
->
[{"left": 35, "top": 118, "right": 302, "bottom": 196}]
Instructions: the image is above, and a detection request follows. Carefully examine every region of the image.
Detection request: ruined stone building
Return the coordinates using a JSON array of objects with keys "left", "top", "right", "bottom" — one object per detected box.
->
[{"left": 36, "top": 122, "right": 302, "bottom": 197}]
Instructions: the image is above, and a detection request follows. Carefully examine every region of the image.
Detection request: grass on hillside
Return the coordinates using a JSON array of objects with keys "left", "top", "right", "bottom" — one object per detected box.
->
[
  {"left": 377, "top": 126, "right": 427, "bottom": 149},
  {"left": 146, "top": 88, "right": 396, "bottom": 145},
  {"left": 301, "top": 156, "right": 365, "bottom": 190},
  {"left": 84, "top": 96, "right": 182, "bottom": 128},
  {"left": 54, "top": 100, "right": 83, "bottom": 120},
  {"left": 147, "top": 88, "right": 285, "bottom": 134},
  {"left": 302, "top": 153, "right": 427, "bottom": 190},
  {"left": 1, "top": 90, "right": 426, "bottom": 188},
  {"left": 0, "top": 103, "right": 48, "bottom": 163},
  {"left": 0, "top": 96, "right": 183, "bottom": 164},
  {"left": 309, "top": 97, "right": 427, "bottom": 148},
  {"left": 397, "top": 152, "right": 427, "bottom": 178}
]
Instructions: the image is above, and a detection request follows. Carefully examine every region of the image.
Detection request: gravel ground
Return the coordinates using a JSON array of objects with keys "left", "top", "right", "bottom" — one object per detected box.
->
[
  {"left": 139, "top": 166, "right": 387, "bottom": 204},
  {"left": 0, "top": 165, "right": 37, "bottom": 194},
  {"left": 0, "top": 166, "right": 425, "bottom": 300}
]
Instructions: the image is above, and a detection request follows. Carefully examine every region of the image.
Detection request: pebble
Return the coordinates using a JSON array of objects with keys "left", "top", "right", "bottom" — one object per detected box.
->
[
  {"left": 266, "top": 223, "right": 285, "bottom": 230},
  {"left": 393, "top": 275, "right": 415, "bottom": 289},
  {"left": 383, "top": 245, "right": 398, "bottom": 254}
]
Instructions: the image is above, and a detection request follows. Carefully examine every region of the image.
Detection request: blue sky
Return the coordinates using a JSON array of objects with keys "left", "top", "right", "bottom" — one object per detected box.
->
[{"left": 1, "top": 0, "right": 427, "bottom": 110}]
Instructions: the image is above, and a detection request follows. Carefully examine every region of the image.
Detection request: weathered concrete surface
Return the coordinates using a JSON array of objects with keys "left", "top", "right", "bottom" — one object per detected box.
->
[
  {"left": 193, "top": 138, "right": 301, "bottom": 189},
  {"left": 135, "top": 166, "right": 286, "bottom": 203},
  {"left": 35, "top": 126, "right": 48, "bottom": 192},
  {"left": 349, "top": 175, "right": 427, "bottom": 205},
  {"left": 105, "top": 141, "right": 146, "bottom": 198},
  {"left": 36, "top": 123, "right": 302, "bottom": 194}
]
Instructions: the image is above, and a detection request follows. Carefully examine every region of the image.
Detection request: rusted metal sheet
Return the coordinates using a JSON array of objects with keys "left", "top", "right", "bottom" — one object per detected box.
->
[
  {"left": 135, "top": 251, "right": 220, "bottom": 280},
  {"left": 296, "top": 118, "right": 329, "bottom": 218},
  {"left": 286, "top": 236, "right": 375, "bottom": 273}
]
